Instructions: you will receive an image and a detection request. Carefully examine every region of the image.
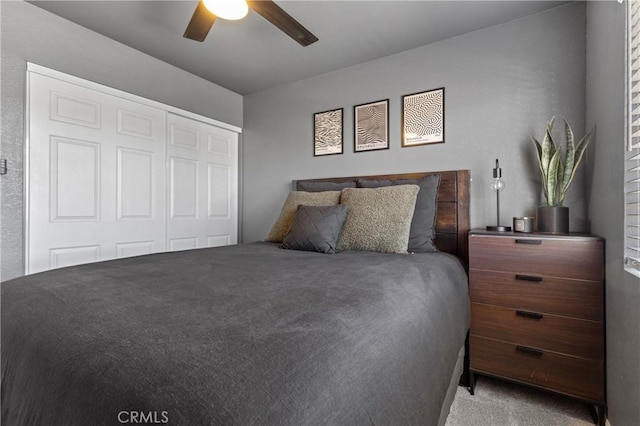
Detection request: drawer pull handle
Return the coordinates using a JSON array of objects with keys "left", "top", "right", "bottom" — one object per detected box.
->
[
  {"left": 516, "top": 345, "right": 544, "bottom": 357},
  {"left": 516, "top": 310, "right": 544, "bottom": 320},
  {"left": 515, "top": 274, "right": 543, "bottom": 282},
  {"left": 515, "top": 239, "right": 542, "bottom": 245}
]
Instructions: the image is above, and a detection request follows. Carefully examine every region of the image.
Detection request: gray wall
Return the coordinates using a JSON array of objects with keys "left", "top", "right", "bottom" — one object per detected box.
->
[
  {"left": 0, "top": 1, "right": 243, "bottom": 281},
  {"left": 586, "top": 2, "right": 640, "bottom": 425},
  {"left": 242, "top": 2, "right": 587, "bottom": 243}
]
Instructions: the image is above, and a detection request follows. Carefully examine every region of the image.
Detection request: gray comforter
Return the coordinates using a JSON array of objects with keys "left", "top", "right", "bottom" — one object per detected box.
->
[{"left": 1, "top": 242, "right": 469, "bottom": 426}]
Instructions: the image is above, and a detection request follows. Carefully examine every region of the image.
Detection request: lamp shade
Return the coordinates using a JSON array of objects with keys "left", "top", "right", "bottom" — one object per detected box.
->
[{"left": 203, "top": 0, "right": 249, "bottom": 20}]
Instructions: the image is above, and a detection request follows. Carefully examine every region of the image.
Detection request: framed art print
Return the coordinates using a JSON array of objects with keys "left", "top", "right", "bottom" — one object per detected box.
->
[
  {"left": 402, "top": 87, "right": 444, "bottom": 147},
  {"left": 313, "top": 108, "right": 343, "bottom": 156},
  {"left": 354, "top": 99, "right": 389, "bottom": 152}
]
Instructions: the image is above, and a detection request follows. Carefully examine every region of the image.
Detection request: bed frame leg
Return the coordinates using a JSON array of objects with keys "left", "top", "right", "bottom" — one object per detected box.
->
[
  {"left": 458, "top": 331, "right": 472, "bottom": 391},
  {"left": 468, "top": 372, "right": 475, "bottom": 395},
  {"left": 588, "top": 404, "right": 606, "bottom": 426}
]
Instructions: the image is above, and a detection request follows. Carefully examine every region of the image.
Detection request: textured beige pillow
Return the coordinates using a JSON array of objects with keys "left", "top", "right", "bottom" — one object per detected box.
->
[
  {"left": 265, "top": 191, "right": 341, "bottom": 242},
  {"left": 337, "top": 185, "right": 420, "bottom": 253}
]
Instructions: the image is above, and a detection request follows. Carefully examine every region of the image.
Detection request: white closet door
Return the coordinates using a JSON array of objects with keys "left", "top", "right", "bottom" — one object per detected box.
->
[
  {"left": 27, "top": 72, "right": 167, "bottom": 273},
  {"left": 167, "top": 113, "right": 238, "bottom": 251}
]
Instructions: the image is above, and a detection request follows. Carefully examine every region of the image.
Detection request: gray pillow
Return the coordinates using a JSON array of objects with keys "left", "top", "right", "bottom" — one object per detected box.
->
[
  {"left": 281, "top": 205, "right": 348, "bottom": 254},
  {"left": 265, "top": 191, "right": 341, "bottom": 243},
  {"left": 357, "top": 174, "right": 440, "bottom": 252},
  {"left": 296, "top": 180, "right": 356, "bottom": 192},
  {"left": 337, "top": 185, "right": 420, "bottom": 253}
]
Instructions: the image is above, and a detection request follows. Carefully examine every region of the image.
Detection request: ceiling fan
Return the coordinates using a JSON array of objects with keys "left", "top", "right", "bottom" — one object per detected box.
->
[{"left": 183, "top": 0, "right": 318, "bottom": 47}]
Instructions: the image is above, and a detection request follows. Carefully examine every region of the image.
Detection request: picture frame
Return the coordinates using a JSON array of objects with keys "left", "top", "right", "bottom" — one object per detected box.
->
[
  {"left": 402, "top": 87, "right": 445, "bottom": 147},
  {"left": 313, "top": 108, "right": 344, "bottom": 156},
  {"left": 354, "top": 99, "right": 389, "bottom": 152}
]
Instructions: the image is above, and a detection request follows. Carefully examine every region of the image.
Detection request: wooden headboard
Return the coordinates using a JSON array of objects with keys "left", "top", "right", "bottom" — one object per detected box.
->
[{"left": 294, "top": 170, "right": 471, "bottom": 268}]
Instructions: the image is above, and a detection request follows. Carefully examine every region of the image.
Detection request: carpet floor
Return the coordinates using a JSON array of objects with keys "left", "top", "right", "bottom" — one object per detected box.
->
[{"left": 445, "top": 375, "right": 596, "bottom": 426}]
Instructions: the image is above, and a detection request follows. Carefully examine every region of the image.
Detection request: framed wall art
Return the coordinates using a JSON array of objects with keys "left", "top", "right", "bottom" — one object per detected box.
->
[
  {"left": 354, "top": 99, "right": 389, "bottom": 152},
  {"left": 402, "top": 87, "right": 444, "bottom": 147},
  {"left": 313, "top": 108, "right": 344, "bottom": 156}
]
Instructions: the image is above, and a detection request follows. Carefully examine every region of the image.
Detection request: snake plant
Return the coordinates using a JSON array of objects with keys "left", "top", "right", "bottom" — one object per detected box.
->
[{"left": 531, "top": 117, "right": 593, "bottom": 207}]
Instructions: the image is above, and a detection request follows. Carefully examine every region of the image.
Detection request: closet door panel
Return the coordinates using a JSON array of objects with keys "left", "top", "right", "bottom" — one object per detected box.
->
[
  {"left": 117, "top": 147, "right": 154, "bottom": 220},
  {"left": 27, "top": 72, "right": 166, "bottom": 273},
  {"left": 50, "top": 137, "right": 100, "bottom": 220},
  {"left": 170, "top": 157, "right": 199, "bottom": 219},
  {"left": 208, "top": 163, "right": 230, "bottom": 218}
]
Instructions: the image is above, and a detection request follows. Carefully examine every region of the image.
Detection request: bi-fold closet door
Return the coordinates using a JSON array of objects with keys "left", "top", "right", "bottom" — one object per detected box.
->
[{"left": 26, "top": 66, "right": 239, "bottom": 274}]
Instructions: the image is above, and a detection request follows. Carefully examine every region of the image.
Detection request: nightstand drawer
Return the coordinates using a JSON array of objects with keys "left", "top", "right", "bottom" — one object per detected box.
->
[
  {"left": 469, "top": 269, "right": 603, "bottom": 321},
  {"left": 470, "top": 336, "right": 604, "bottom": 403},
  {"left": 469, "top": 235, "right": 603, "bottom": 281},
  {"left": 471, "top": 303, "right": 603, "bottom": 360}
]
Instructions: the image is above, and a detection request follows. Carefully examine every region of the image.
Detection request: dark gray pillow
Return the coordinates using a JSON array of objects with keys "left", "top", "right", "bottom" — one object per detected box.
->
[
  {"left": 281, "top": 204, "right": 348, "bottom": 254},
  {"left": 296, "top": 180, "right": 356, "bottom": 192},
  {"left": 265, "top": 191, "right": 341, "bottom": 243},
  {"left": 357, "top": 174, "right": 440, "bottom": 252}
]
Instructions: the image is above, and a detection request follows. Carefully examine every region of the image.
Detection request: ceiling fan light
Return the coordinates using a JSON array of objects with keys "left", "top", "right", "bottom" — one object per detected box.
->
[{"left": 203, "top": 0, "right": 249, "bottom": 21}]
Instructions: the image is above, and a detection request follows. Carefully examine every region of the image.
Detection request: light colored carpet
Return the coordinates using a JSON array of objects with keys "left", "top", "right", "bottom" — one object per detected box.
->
[{"left": 445, "top": 375, "right": 596, "bottom": 426}]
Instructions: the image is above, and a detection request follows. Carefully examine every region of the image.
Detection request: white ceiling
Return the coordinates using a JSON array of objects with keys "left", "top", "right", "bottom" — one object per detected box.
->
[{"left": 29, "top": 0, "right": 570, "bottom": 95}]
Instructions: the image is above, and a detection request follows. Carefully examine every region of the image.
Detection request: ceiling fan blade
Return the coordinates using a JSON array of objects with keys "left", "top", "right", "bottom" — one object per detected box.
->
[
  {"left": 184, "top": 1, "right": 216, "bottom": 42},
  {"left": 248, "top": 0, "right": 318, "bottom": 47}
]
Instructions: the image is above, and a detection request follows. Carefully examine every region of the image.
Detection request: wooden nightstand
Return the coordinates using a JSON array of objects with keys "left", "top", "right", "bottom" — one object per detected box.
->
[{"left": 468, "top": 229, "right": 605, "bottom": 425}]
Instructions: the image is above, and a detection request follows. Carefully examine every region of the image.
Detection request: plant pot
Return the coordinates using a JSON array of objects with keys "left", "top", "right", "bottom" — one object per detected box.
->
[{"left": 536, "top": 206, "right": 569, "bottom": 234}]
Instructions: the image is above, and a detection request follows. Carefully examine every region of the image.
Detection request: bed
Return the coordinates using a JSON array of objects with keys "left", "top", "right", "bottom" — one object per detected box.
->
[{"left": 2, "top": 170, "right": 470, "bottom": 426}]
